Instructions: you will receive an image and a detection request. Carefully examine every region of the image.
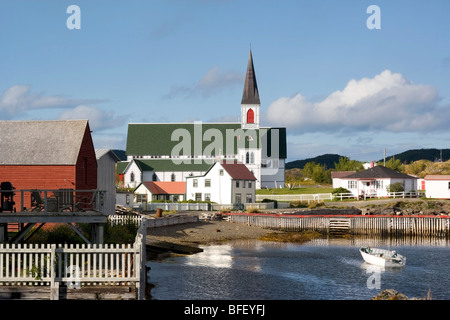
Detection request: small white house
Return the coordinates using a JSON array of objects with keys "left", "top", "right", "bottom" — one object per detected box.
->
[
  {"left": 340, "top": 166, "right": 418, "bottom": 198},
  {"left": 134, "top": 181, "right": 186, "bottom": 203},
  {"left": 186, "top": 161, "right": 256, "bottom": 204},
  {"left": 424, "top": 175, "right": 450, "bottom": 199}
]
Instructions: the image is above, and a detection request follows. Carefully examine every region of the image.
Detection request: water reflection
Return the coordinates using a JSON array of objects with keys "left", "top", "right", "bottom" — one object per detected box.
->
[
  {"left": 148, "top": 236, "right": 450, "bottom": 300},
  {"left": 185, "top": 244, "right": 233, "bottom": 268}
]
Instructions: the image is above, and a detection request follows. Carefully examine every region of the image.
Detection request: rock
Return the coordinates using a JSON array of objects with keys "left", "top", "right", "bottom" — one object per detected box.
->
[{"left": 372, "top": 289, "right": 409, "bottom": 300}]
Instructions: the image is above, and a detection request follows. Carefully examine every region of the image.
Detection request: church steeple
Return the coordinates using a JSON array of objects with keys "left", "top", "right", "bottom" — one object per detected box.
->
[{"left": 241, "top": 50, "right": 260, "bottom": 105}]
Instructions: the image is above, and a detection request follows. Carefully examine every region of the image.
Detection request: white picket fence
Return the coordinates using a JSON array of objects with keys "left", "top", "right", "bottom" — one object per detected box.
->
[{"left": 0, "top": 217, "right": 148, "bottom": 300}]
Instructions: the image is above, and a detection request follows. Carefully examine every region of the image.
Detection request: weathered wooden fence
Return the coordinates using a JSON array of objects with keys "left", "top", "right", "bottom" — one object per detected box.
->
[
  {"left": 227, "top": 213, "right": 450, "bottom": 237},
  {"left": 0, "top": 217, "right": 148, "bottom": 300}
]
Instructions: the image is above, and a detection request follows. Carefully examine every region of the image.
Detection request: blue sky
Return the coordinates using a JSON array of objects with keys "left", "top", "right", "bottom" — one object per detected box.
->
[{"left": 1, "top": 0, "right": 449, "bottom": 163}]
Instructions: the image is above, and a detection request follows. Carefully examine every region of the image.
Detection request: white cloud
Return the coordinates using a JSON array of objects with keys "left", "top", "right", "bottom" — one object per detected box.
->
[
  {"left": 265, "top": 70, "right": 447, "bottom": 134},
  {"left": 58, "top": 105, "right": 127, "bottom": 132},
  {"left": 0, "top": 85, "right": 106, "bottom": 119}
]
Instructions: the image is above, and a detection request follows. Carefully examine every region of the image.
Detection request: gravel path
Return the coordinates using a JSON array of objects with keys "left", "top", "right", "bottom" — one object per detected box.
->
[{"left": 146, "top": 219, "right": 274, "bottom": 245}]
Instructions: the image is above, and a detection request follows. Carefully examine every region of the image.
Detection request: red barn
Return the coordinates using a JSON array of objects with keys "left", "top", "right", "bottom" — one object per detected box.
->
[{"left": 0, "top": 120, "right": 97, "bottom": 209}]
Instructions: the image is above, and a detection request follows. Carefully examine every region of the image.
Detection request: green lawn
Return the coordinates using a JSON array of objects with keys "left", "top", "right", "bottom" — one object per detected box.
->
[{"left": 256, "top": 186, "right": 334, "bottom": 195}]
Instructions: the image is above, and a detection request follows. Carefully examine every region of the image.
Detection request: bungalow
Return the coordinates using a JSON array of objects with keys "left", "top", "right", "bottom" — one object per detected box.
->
[
  {"left": 186, "top": 161, "right": 256, "bottom": 204},
  {"left": 424, "top": 175, "right": 450, "bottom": 199},
  {"left": 134, "top": 181, "right": 186, "bottom": 203},
  {"left": 340, "top": 165, "right": 417, "bottom": 198}
]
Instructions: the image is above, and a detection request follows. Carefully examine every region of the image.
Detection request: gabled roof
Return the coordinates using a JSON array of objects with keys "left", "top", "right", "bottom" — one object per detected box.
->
[
  {"left": 241, "top": 50, "right": 260, "bottom": 105},
  {"left": 220, "top": 161, "right": 257, "bottom": 180},
  {"left": 140, "top": 181, "right": 186, "bottom": 195},
  {"left": 126, "top": 123, "right": 287, "bottom": 159},
  {"left": 133, "top": 159, "right": 212, "bottom": 172},
  {"left": 425, "top": 175, "right": 450, "bottom": 180},
  {"left": 95, "top": 149, "right": 120, "bottom": 161},
  {"left": 0, "top": 120, "right": 90, "bottom": 165},
  {"left": 342, "top": 165, "right": 415, "bottom": 180},
  {"left": 331, "top": 171, "right": 356, "bottom": 179}
]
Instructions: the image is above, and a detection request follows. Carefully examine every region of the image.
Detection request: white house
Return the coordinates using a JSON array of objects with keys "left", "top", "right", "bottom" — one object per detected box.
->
[
  {"left": 186, "top": 161, "right": 256, "bottom": 204},
  {"left": 424, "top": 175, "right": 450, "bottom": 199},
  {"left": 340, "top": 166, "right": 418, "bottom": 198}
]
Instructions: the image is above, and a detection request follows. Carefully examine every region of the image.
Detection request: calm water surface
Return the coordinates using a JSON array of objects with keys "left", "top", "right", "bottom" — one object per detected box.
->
[{"left": 147, "top": 237, "right": 450, "bottom": 300}]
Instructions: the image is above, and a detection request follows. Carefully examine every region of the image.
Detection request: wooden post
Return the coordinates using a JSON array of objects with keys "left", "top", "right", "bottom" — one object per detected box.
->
[{"left": 50, "top": 244, "right": 59, "bottom": 300}]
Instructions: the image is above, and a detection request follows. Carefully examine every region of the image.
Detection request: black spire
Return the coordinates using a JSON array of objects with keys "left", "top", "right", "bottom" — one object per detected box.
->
[{"left": 241, "top": 50, "right": 260, "bottom": 105}]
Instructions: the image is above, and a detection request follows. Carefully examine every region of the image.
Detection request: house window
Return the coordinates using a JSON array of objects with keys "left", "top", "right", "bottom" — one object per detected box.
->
[
  {"left": 246, "top": 194, "right": 252, "bottom": 203},
  {"left": 193, "top": 179, "right": 198, "bottom": 188},
  {"left": 248, "top": 181, "right": 252, "bottom": 188},
  {"left": 375, "top": 180, "right": 384, "bottom": 189},
  {"left": 195, "top": 193, "right": 202, "bottom": 201},
  {"left": 205, "top": 179, "right": 211, "bottom": 187},
  {"left": 205, "top": 193, "right": 211, "bottom": 201},
  {"left": 135, "top": 194, "right": 147, "bottom": 203},
  {"left": 219, "top": 169, "right": 224, "bottom": 176},
  {"left": 348, "top": 180, "right": 358, "bottom": 189},
  {"left": 235, "top": 193, "right": 241, "bottom": 204},
  {"left": 171, "top": 173, "right": 176, "bottom": 182},
  {"left": 236, "top": 180, "right": 240, "bottom": 188}
]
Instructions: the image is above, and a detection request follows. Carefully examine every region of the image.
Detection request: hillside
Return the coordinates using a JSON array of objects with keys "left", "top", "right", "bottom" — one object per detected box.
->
[
  {"left": 380, "top": 148, "right": 450, "bottom": 164},
  {"left": 285, "top": 154, "right": 343, "bottom": 169}
]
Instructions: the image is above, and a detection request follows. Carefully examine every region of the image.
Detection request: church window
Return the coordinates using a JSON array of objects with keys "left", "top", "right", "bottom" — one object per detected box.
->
[
  {"left": 130, "top": 172, "right": 135, "bottom": 182},
  {"left": 246, "top": 152, "right": 250, "bottom": 164},
  {"left": 171, "top": 173, "right": 176, "bottom": 182},
  {"left": 246, "top": 109, "right": 254, "bottom": 124},
  {"left": 152, "top": 172, "right": 157, "bottom": 181},
  {"left": 250, "top": 152, "right": 254, "bottom": 164}
]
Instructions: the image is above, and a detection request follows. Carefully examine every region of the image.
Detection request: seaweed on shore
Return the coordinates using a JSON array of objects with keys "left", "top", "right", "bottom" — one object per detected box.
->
[{"left": 258, "top": 230, "right": 323, "bottom": 243}]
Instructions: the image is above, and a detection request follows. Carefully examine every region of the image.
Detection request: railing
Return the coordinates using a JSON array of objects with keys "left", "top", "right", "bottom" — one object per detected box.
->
[
  {"left": 133, "top": 202, "right": 281, "bottom": 212},
  {"left": 0, "top": 189, "right": 107, "bottom": 213},
  {"left": 0, "top": 217, "right": 148, "bottom": 300},
  {"left": 256, "top": 193, "right": 333, "bottom": 203}
]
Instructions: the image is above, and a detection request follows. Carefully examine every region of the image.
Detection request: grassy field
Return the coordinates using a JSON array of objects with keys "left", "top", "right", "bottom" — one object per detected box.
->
[{"left": 256, "top": 186, "right": 334, "bottom": 195}]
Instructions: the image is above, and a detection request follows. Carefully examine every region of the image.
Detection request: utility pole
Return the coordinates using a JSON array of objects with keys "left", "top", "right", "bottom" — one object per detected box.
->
[{"left": 384, "top": 148, "right": 386, "bottom": 166}]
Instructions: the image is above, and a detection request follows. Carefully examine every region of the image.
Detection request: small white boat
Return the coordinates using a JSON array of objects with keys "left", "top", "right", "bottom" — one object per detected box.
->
[{"left": 360, "top": 247, "right": 406, "bottom": 268}]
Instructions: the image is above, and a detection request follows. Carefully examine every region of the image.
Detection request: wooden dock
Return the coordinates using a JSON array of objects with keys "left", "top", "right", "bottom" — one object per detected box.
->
[{"left": 227, "top": 213, "right": 450, "bottom": 237}]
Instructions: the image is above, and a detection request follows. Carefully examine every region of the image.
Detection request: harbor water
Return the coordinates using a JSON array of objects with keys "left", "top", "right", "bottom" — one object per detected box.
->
[{"left": 147, "top": 237, "right": 450, "bottom": 300}]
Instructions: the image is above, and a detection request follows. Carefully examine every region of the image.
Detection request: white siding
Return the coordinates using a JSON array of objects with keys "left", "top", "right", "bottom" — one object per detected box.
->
[{"left": 425, "top": 180, "right": 450, "bottom": 199}]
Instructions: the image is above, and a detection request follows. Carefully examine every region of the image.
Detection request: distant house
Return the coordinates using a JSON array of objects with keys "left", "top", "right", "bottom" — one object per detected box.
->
[
  {"left": 134, "top": 181, "right": 186, "bottom": 203},
  {"left": 186, "top": 161, "right": 256, "bottom": 204},
  {"left": 96, "top": 149, "right": 120, "bottom": 215},
  {"left": 331, "top": 171, "right": 356, "bottom": 189},
  {"left": 0, "top": 120, "right": 97, "bottom": 209},
  {"left": 340, "top": 166, "right": 417, "bottom": 198},
  {"left": 424, "top": 175, "right": 450, "bottom": 199}
]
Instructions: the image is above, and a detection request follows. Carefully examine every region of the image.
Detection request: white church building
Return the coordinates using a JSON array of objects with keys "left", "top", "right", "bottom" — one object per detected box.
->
[{"left": 121, "top": 50, "right": 287, "bottom": 189}]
